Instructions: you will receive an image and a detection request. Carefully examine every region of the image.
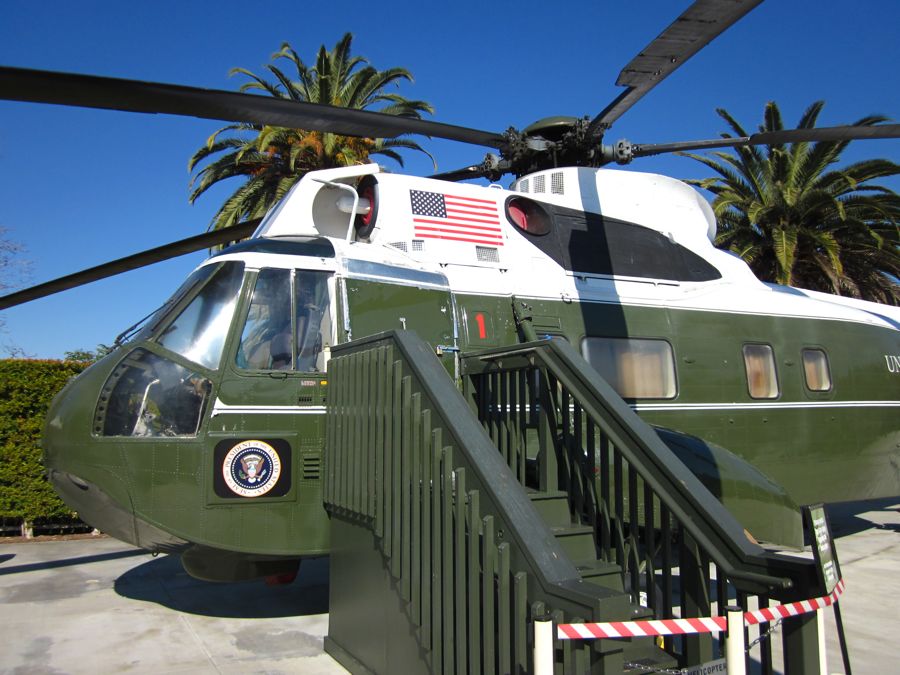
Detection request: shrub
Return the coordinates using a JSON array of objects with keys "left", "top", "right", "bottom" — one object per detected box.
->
[{"left": 0, "top": 359, "right": 87, "bottom": 523}]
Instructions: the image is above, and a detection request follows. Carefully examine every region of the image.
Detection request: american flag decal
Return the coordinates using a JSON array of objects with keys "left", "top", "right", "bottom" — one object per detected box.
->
[{"left": 410, "top": 190, "right": 503, "bottom": 246}]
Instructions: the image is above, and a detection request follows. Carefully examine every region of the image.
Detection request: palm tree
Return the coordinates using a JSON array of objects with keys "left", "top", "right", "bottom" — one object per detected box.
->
[
  {"left": 681, "top": 101, "right": 900, "bottom": 304},
  {"left": 189, "top": 34, "right": 434, "bottom": 230}
]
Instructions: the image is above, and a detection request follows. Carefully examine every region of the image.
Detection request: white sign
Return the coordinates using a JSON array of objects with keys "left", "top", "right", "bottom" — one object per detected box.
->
[{"left": 682, "top": 658, "right": 727, "bottom": 675}]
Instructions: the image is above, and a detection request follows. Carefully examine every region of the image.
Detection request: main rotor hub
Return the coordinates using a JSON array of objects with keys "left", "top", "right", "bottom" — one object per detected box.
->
[{"left": 501, "top": 116, "right": 608, "bottom": 177}]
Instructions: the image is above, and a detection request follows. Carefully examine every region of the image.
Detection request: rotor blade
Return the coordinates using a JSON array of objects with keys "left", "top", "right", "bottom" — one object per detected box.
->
[
  {"left": 632, "top": 124, "right": 900, "bottom": 157},
  {"left": 589, "top": 0, "right": 762, "bottom": 135},
  {"left": 0, "top": 220, "right": 260, "bottom": 311},
  {"left": 0, "top": 66, "right": 505, "bottom": 148},
  {"left": 429, "top": 164, "right": 490, "bottom": 181}
]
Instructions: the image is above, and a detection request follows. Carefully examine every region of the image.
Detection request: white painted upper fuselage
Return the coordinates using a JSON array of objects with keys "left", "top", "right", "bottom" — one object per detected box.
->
[{"left": 239, "top": 164, "right": 900, "bottom": 333}]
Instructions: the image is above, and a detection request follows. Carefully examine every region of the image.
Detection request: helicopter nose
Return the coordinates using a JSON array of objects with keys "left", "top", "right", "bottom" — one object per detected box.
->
[
  {"left": 45, "top": 468, "right": 187, "bottom": 553},
  {"left": 42, "top": 356, "right": 188, "bottom": 553}
]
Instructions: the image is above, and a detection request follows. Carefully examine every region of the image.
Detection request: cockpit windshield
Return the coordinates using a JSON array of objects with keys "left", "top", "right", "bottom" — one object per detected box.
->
[{"left": 156, "top": 261, "right": 244, "bottom": 369}]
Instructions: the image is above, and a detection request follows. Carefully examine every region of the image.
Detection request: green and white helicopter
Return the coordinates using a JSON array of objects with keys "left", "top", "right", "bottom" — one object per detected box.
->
[{"left": 1, "top": 0, "right": 898, "bottom": 582}]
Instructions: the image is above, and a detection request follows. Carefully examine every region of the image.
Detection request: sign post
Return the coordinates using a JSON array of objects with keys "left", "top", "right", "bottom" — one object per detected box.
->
[{"left": 803, "top": 504, "right": 851, "bottom": 675}]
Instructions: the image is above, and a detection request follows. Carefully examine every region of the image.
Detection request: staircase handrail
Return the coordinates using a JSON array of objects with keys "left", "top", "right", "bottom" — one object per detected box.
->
[
  {"left": 462, "top": 338, "right": 817, "bottom": 596},
  {"left": 326, "top": 330, "right": 630, "bottom": 619}
]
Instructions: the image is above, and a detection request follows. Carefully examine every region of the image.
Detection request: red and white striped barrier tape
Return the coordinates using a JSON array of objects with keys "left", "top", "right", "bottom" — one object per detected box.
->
[
  {"left": 743, "top": 577, "right": 845, "bottom": 625},
  {"left": 558, "top": 616, "right": 726, "bottom": 640},
  {"left": 557, "top": 578, "right": 845, "bottom": 641}
]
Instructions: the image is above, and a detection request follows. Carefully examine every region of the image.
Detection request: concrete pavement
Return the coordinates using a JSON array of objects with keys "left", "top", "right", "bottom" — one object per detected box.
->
[
  {"left": 0, "top": 537, "right": 345, "bottom": 674},
  {"left": 0, "top": 498, "right": 897, "bottom": 674}
]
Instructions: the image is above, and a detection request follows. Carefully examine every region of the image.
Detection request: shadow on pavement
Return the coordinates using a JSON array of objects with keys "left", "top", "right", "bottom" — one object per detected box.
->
[
  {"left": 114, "top": 552, "right": 330, "bottom": 618},
  {"left": 0, "top": 547, "right": 146, "bottom": 576},
  {"left": 825, "top": 497, "right": 900, "bottom": 537}
]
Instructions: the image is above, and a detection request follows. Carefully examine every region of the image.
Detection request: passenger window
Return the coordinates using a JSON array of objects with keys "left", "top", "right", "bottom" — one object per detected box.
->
[
  {"left": 581, "top": 337, "right": 677, "bottom": 399},
  {"left": 802, "top": 348, "right": 832, "bottom": 392},
  {"left": 236, "top": 269, "right": 332, "bottom": 372},
  {"left": 743, "top": 344, "right": 779, "bottom": 399}
]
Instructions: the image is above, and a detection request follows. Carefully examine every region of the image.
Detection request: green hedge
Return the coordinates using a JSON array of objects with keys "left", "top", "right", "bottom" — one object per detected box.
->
[{"left": 0, "top": 359, "right": 88, "bottom": 521}]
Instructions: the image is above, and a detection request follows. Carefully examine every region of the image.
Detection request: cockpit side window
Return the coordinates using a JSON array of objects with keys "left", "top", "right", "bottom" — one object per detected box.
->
[
  {"left": 156, "top": 262, "right": 244, "bottom": 369},
  {"left": 236, "top": 268, "right": 332, "bottom": 372},
  {"left": 237, "top": 269, "right": 293, "bottom": 370},
  {"left": 295, "top": 270, "right": 332, "bottom": 372},
  {"left": 95, "top": 348, "right": 211, "bottom": 437}
]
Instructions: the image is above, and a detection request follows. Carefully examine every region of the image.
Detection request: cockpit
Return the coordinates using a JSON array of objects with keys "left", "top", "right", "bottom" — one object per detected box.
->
[
  {"left": 43, "top": 239, "right": 339, "bottom": 555},
  {"left": 92, "top": 242, "right": 335, "bottom": 441}
]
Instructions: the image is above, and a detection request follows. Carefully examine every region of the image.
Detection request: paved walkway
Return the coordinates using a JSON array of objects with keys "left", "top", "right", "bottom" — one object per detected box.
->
[
  {"left": 814, "top": 498, "right": 900, "bottom": 673},
  {"left": 0, "top": 537, "right": 345, "bottom": 674},
  {"left": 0, "top": 498, "right": 897, "bottom": 674}
]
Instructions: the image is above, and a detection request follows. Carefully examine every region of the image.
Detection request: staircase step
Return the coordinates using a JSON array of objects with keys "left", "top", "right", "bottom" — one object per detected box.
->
[
  {"left": 621, "top": 637, "right": 679, "bottom": 673},
  {"left": 528, "top": 490, "right": 572, "bottom": 527},
  {"left": 550, "top": 524, "right": 597, "bottom": 561},
  {"left": 571, "top": 557, "right": 624, "bottom": 593}
]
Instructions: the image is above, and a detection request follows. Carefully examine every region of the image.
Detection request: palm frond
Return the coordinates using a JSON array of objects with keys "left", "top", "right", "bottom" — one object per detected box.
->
[{"left": 683, "top": 100, "right": 899, "bottom": 304}]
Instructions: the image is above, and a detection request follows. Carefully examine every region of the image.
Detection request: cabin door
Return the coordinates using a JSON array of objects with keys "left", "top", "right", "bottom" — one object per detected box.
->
[{"left": 205, "top": 267, "right": 334, "bottom": 529}]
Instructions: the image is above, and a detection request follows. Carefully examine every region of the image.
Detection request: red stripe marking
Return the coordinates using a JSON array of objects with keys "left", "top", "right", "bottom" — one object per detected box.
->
[
  {"left": 444, "top": 194, "right": 497, "bottom": 205},
  {"left": 415, "top": 232, "right": 505, "bottom": 245},
  {"left": 419, "top": 211, "right": 501, "bottom": 225},
  {"left": 754, "top": 609, "right": 777, "bottom": 624},
  {"left": 557, "top": 625, "right": 577, "bottom": 639},
  {"left": 414, "top": 221, "right": 503, "bottom": 234},
  {"left": 608, "top": 622, "right": 634, "bottom": 637},
  {"left": 445, "top": 201, "right": 498, "bottom": 213},
  {"left": 586, "top": 625, "right": 610, "bottom": 638},
  {"left": 445, "top": 207, "right": 500, "bottom": 221},
  {"left": 686, "top": 618, "right": 711, "bottom": 633},
  {"left": 414, "top": 229, "right": 503, "bottom": 242},
  {"left": 474, "top": 313, "right": 487, "bottom": 339}
]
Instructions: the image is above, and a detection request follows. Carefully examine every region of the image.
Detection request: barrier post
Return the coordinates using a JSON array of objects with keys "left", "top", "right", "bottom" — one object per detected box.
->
[
  {"left": 533, "top": 616, "right": 554, "bottom": 675},
  {"left": 817, "top": 609, "right": 828, "bottom": 675},
  {"left": 725, "top": 605, "right": 746, "bottom": 675}
]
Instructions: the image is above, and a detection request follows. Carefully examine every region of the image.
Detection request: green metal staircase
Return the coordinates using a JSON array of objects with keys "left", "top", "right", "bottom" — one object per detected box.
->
[{"left": 323, "top": 331, "right": 824, "bottom": 674}]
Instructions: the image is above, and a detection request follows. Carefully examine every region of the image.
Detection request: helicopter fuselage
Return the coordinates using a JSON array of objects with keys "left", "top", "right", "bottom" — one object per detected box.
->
[{"left": 42, "top": 164, "right": 900, "bottom": 566}]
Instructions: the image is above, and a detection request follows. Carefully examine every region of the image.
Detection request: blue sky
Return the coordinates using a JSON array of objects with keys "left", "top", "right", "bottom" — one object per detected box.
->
[{"left": 1, "top": 0, "right": 898, "bottom": 358}]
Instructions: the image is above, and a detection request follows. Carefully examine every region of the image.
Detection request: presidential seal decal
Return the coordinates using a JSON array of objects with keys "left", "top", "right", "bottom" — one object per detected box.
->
[{"left": 222, "top": 440, "right": 282, "bottom": 497}]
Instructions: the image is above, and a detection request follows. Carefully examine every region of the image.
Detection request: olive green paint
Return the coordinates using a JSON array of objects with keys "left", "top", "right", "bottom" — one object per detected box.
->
[
  {"left": 452, "top": 292, "right": 900, "bottom": 505},
  {"left": 42, "top": 266, "right": 899, "bottom": 563}
]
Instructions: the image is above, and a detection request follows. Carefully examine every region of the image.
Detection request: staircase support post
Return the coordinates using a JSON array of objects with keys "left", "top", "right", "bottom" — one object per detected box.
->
[
  {"left": 680, "top": 532, "right": 713, "bottom": 666},
  {"left": 782, "top": 612, "right": 820, "bottom": 675},
  {"left": 537, "top": 372, "right": 558, "bottom": 492}
]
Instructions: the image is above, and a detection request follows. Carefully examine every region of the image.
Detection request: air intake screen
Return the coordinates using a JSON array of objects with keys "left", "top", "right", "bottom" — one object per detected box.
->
[
  {"left": 551, "top": 172, "right": 565, "bottom": 194},
  {"left": 476, "top": 246, "right": 500, "bottom": 263}
]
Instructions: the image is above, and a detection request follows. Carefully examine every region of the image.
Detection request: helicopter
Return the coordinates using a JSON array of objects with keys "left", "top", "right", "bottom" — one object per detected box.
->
[{"left": 1, "top": 0, "right": 898, "bottom": 583}]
